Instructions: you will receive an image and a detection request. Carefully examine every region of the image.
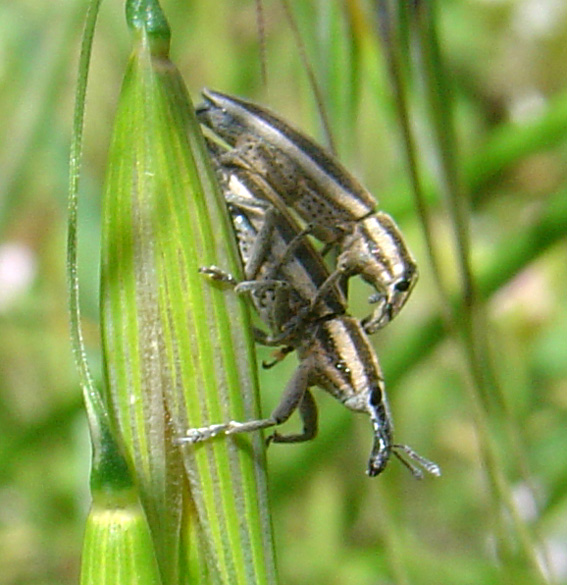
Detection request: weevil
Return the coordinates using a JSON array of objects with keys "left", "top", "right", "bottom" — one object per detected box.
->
[
  {"left": 182, "top": 311, "right": 439, "bottom": 478},
  {"left": 196, "top": 89, "right": 418, "bottom": 333},
  {"left": 180, "top": 164, "right": 439, "bottom": 478}
]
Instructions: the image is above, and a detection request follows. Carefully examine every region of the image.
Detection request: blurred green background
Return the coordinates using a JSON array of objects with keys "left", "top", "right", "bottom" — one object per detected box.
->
[{"left": 1, "top": 0, "right": 567, "bottom": 584}]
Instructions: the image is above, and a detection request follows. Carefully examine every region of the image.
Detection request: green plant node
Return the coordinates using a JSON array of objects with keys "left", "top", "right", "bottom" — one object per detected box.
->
[
  {"left": 90, "top": 429, "right": 135, "bottom": 495},
  {"left": 126, "top": 0, "right": 171, "bottom": 54}
]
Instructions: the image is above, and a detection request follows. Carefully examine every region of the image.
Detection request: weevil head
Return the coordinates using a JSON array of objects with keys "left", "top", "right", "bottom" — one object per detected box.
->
[
  {"left": 312, "top": 317, "right": 395, "bottom": 476},
  {"left": 339, "top": 215, "right": 418, "bottom": 333},
  {"left": 363, "top": 265, "right": 418, "bottom": 334}
]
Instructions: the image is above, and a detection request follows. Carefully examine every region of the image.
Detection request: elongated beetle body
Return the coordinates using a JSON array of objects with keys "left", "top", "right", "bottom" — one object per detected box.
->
[{"left": 197, "top": 89, "right": 418, "bottom": 333}]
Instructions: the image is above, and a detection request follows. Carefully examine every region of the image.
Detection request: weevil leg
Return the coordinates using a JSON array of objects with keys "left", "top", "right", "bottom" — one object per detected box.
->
[
  {"left": 269, "top": 267, "right": 346, "bottom": 339},
  {"left": 317, "top": 245, "right": 350, "bottom": 299},
  {"left": 224, "top": 192, "right": 270, "bottom": 214},
  {"left": 307, "top": 268, "right": 346, "bottom": 312},
  {"left": 198, "top": 265, "right": 238, "bottom": 286},
  {"left": 177, "top": 361, "right": 311, "bottom": 444},
  {"left": 263, "top": 222, "right": 315, "bottom": 281},
  {"left": 262, "top": 345, "right": 294, "bottom": 368},
  {"left": 234, "top": 278, "right": 290, "bottom": 295},
  {"left": 216, "top": 147, "right": 258, "bottom": 175},
  {"left": 239, "top": 206, "right": 280, "bottom": 280},
  {"left": 200, "top": 266, "right": 289, "bottom": 300},
  {"left": 252, "top": 328, "right": 296, "bottom": 348},
  {"left": 267, "top": 388, "right": 318, "bottom": 444},
  {"left": 197, "top": 123, "right": 256, "bottom": 172},
  {"left": 242, "top": 208, "right": 312, "bottom": 282},
  {"left": 200, "top": 263, "right": 290, "bottom": 300}
]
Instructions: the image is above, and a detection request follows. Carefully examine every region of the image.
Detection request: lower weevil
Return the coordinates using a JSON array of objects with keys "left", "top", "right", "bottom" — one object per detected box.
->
[{"left": 178, "top": 164, "right": 439, "bottom": 478}]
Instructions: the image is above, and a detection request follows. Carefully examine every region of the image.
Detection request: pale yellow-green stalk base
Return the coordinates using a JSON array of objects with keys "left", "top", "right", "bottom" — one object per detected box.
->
[{"left": 81, "top": 495, "right": 162, "bottom": 585}]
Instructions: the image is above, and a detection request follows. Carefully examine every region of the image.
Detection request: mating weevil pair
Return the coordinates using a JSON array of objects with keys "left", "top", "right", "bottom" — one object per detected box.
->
[
  {"left": 179, "top": 90, "right": 439, "bottom": 478},
  {"left": 197, "top": 89, "right": 419, "bottom": 334}
]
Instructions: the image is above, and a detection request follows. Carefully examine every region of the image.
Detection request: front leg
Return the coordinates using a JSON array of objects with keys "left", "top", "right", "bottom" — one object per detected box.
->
[
  {"left": 216, "top": 144, "right": 258, "bottom": 175},
  {"left": 177, "top": 361, "right": 312, "bottom": 444},
  {"left": 200, "top": 265, "right": 290, "bottom": 299},
  {"left": 198, "top": 265, "right": 238, "bottom": 286}
]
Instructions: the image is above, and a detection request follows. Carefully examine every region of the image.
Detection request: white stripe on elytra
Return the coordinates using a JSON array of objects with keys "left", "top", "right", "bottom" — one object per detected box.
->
[
  {"left": 326, "top": 319, "right": 370, "bottom": 393},
  {"left": 216, "top": 96, "right": 373, "bottom": 218}
]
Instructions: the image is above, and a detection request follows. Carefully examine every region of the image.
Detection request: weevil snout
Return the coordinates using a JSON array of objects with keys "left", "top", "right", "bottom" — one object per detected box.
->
[
  {"left": 366, "top": 386, "right": 393, "bottom": 476},
  {"left": 362, "top": 270, "right": 417, "bottom": 333},
  {"left": 367, "top": 430, "right": 392, "bottom": 477}
]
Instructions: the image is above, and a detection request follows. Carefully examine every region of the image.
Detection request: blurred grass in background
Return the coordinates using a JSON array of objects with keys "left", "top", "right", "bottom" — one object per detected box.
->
[{"left": 1, "top": 0, "right": 567, "bottom": 584}]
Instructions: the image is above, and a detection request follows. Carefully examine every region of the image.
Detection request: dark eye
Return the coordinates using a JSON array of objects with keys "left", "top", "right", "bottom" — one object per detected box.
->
[
  {"left": 395, "top": 279, "right": 410, "bottom": 292},
  {"left": 369, "top": 386, "right": 382, "bottom": 406}
]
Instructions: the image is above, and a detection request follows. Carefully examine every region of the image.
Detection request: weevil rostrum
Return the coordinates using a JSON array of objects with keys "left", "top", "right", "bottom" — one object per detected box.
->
[
  {"left": 196, "top": 89, "right": 418, "bottom": 334},
  {"left": 179, "top": 161, "right": 439, "bottom": 478}
]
